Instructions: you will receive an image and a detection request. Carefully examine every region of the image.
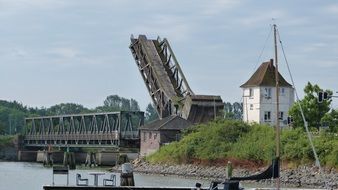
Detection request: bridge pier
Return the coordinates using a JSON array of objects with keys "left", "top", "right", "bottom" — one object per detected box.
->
[
  {"left": 85, "top": 152, "right": 97, "bottom": 167},
  {"left": 17, "top": 150, "right": 136, "bottom": 167},
  {"left": 36, "top": 151, "right": 53, "bottom": 166},
  {"left": 63, "top": 152, "right": 76, "bottom": 169},
  {"left": 43, "top": 151, "right": 53, "bottom": 166},
  {"left": 18, "top": 150, "right": 37, "bottom": 162}
]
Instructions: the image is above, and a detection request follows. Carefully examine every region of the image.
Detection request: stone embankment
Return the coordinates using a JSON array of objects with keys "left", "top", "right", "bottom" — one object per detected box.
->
[{"left": 112, "top": 160, "right": 337, "bottom": 189}]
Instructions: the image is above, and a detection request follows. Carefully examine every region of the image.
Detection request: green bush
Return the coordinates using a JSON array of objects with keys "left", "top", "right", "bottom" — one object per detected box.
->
[
  {"left": 147, "top": 120, "right": 250, "bottom": 163},
  {"left": 229, "top": 124, "right": 275, "bottom": 161},
  {"left": 147, "top": 119, "right": 338, "bottom": 168},
  {"left": 0, "top": 135, "right": 15, "bottom": 149},
  {"left": 281, "top": 128, "right": 310, "bottom": 163}
]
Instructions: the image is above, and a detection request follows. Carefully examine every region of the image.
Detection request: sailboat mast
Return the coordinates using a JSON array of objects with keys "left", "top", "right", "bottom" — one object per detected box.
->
[{"left": 273, "top": 24, "right": 281, "bottom": 190}]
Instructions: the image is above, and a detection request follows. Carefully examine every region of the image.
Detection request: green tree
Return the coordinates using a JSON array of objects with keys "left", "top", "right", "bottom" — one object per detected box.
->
[
  {"left": 101, "top": 95, "right": 140, "bottom": 112},
  {"left": 145, "top": 103, "right": 158, "bottom": 123},
  {"left": 288, "top": 82, "right": 332, "bottom": 130},
  {"left": 0, "top": 100, "right": 28, "bottom": 134},
  {"left": 321, "top": 109, "right": 338, "bottom": 133},
  {"left": 224, "top": 102, "right": 243, "bottom": 120},
  {"left": 0, "top": 121, "right": 5, "bottom": 135},
  {"left": 48, "top": 103, "right": 89, "bottom": 115},
  {"left": 130, "top": 99, "right": 140, "bottom": 111}
]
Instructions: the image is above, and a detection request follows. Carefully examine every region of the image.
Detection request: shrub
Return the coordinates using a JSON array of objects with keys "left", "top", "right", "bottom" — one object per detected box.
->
[{"left": 147, "top": 119, "right": 338, "bottom": 168}]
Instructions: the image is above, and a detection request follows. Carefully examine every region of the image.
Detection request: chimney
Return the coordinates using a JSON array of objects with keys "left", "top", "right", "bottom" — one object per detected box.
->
[{"left": 269, "top": 59, "right": 274, "bottom": 67}]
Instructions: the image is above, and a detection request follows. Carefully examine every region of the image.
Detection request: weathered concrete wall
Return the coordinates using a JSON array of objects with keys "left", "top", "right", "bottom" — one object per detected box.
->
[
  {"left": 18, "top": 150, "right": 37, "bottom": 162},
  {"left": 75, "top": 152, "right": 87, "bottom": 164},
  {"left": 96, "top": 152, "right": 118, "bottom": 166},
  {"left": 17, "top": 150, "right": 125, "bottom": 166},
  {"left": 0, "top": 146, "right": 17, "bottom": 161},
  {"left": 52, "top": 152, "right": 64, "bottom": 163},
  {"left": 36, "top": 151, "right": 45, "bottom": 162}
]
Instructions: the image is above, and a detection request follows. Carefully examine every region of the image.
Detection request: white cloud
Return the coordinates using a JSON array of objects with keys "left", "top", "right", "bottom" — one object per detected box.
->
[
  {"left": 201, "top": 0, "right": 240, "bottom": 16},
  {"left": 301, "top": 43, "right": 328, "bottom": 53},
  {"left": 237, "top": 10, "right": 286, "bottom": 27},
  {"left": 326, "top": 4, "right": 338, "bottom": 14},
  {"left": 0, "top": 0, "right": 66, "bottom": 16},
  {"left": 130, "top": 15, "right": 192, "bottom": 42},
  {"left": 48, "top": 47, "right": 80, "bottom": 58},
  {"left": 317, "top": 60, "right": 338, "bottom": 68},
  {"left": 11, "top": 48, "right": 28, "bottom": 57},
  {"left": 0, "top": 0, "right": 64, "bottom": 9}
]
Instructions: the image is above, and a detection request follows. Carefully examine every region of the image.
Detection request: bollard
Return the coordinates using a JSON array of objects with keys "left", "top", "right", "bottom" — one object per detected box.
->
[
  {"left": 120, "top": 163, "right": 135, "bottom": 186},
  {"left": 226, "top": 161, "right": 233, "bottom": 179}
]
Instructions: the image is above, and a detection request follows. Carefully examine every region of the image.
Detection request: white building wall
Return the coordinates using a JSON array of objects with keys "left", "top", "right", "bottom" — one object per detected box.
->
[
  {"left": 243, "top": 86, "right": 294, "bottom": 127},
  {"left": 242, "top": 87, "right": 261, "bottom": 123}
]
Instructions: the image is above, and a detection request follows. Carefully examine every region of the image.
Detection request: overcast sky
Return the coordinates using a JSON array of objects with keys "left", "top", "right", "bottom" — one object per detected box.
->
[{"left": 0, "top": 0, "right": 337, "bottom": 110}]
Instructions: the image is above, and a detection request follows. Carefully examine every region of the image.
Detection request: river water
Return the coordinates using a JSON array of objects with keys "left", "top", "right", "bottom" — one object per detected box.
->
[{"left": 0, "top": 162, "right": 210, "bottom": 190}]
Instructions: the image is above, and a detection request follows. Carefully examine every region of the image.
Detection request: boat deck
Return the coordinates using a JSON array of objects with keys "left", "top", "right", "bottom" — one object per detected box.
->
[{"left": 43, "top": 186, "right": 198, "bottom": 190}]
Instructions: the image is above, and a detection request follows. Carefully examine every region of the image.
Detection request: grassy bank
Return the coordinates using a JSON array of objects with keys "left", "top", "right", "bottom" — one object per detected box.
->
[{"left": 147, "top": 119, "right": 338, "bottom": 168}]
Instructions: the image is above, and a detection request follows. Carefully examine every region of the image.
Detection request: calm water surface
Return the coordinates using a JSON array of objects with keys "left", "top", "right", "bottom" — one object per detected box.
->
[
  {"left": 0, "top": 162, "right": 317, "bottom": 190},
  {"left": 0, "top": 162, "right": 209, "bottom": 190}
]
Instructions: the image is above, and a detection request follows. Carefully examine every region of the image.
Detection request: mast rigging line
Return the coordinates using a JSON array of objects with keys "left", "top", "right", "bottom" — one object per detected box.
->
[
  {"left": 252, "top": 25, "right": 273, "bottom": 72},
  {"left": 276, "top": 29, "right": 330, "bottom": 189}
]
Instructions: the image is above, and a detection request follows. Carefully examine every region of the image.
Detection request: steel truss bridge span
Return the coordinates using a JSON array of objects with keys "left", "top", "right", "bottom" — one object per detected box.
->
[{"left": 24, "top": 111, "right": 144, "bottom": 148}]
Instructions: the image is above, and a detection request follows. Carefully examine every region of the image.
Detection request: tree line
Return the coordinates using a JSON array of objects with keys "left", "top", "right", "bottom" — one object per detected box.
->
[
  {"left": 1, "top": 82, "right": 337, "bottom": 135},
  {"left": 0, "top": 95, "right": 158, "bottom": 135}
]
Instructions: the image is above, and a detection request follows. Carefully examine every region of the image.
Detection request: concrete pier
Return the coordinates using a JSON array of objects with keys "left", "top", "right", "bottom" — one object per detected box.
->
[
  {"left": 18, "top": 150, "right": 37, "bottom": 162},
  {"left": 85, "top": 152, "right": 97, "bottom": 167},
  {"left": 17, "top": 150, "right": 121, "bottom": 166},
  {"left": 63, "top": 152, "right": 76, "bottom": 169}
]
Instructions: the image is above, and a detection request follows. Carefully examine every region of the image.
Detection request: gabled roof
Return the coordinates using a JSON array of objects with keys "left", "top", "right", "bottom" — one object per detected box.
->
[
  {"left": 240, "top": 59, "right": 292, "bottom": 88},
  {"left": 140, "top": 115, "right": 192, "bottom": 131}
]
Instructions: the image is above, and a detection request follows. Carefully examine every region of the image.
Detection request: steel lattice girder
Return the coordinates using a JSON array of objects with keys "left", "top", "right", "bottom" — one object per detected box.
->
[{"left": 24, "top": 111, "right": 144, "bottom": 148}]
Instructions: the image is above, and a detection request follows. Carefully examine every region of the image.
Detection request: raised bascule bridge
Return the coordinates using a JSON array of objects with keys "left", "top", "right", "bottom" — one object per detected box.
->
[
  {"left": 19, "top": 35, "right": 223, "bottom": 165},
  {"left": 130, "top": 35, "right": 224, "bottom": 123}
]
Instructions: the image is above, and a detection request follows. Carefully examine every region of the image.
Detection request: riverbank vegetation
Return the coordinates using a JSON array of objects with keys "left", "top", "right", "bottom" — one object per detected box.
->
[
  {"left": 0, "top": 95, "right": 158, "bottom": 135},
  {"left": 147, "top": 119, "right": 338, "bottom": 168},
  {"left": 0, "top": 135, "right": 15, "bottom": 149}
]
